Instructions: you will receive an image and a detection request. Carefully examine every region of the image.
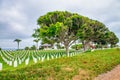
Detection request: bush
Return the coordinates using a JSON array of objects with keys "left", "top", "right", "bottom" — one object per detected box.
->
[
  {"left": 30, "top": 45, "right": 36, "bottom": 50},
  {"left": 71, "top": 44, "right": 82, "bottom": 50},
  {"left": 25, "top": 47, "right": 29, "bottom": 50}
]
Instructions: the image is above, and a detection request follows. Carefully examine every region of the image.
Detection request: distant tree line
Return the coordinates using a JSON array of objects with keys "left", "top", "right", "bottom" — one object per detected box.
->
[{"left": 24, "top": 45, "right": 37, "bottom": 50}]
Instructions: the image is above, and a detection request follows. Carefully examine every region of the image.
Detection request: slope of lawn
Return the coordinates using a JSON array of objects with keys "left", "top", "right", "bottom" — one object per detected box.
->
[{"left": 0, "top": 48, "right": 120, "bottom": 80}]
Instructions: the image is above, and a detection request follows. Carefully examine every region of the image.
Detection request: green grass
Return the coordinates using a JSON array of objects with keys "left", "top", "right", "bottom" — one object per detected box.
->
[{"left": 0, "top": 48, "right": 120, "bottom": 80}]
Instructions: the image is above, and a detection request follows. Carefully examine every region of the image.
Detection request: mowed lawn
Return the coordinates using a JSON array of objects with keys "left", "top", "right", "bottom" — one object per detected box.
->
[{"left": 0, "top": 48, "right": 120, "bottom": 80}]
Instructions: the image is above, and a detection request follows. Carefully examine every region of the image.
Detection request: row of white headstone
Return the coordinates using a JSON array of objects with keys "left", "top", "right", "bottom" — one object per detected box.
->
[
  {"left": 13, "top": 51, "right": 30, "bottom": 67},
  {"left": 0, "top": 51, "right": 30, "bottom": 69},
  {"left": 5, "top": 50, "right": 14, "bottom": 59},
  {"left": 1, "top": 51, "right": 14, "bottom": 61},
  {"left": 0, "top": 50, "right": 81, "bottom": 70},
  {"left": 0, "top": 52, "right": 12, "bottom": 66},
  {"left": 31, "top": 52, "right": 67, "bottom": 63}
]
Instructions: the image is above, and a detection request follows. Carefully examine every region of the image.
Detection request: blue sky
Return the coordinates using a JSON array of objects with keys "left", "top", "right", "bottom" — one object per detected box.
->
[{"left": 0, "top": 0, "right": 120, "bottom": 49}]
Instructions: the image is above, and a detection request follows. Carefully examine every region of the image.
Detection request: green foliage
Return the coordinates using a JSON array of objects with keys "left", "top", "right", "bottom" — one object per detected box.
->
[
  {"left": 32, "top": 28, "right": 40, "bottom": 38},
  {"left": 24, "top": 46, "right": 29, "bottom": 50},
  {"left": 14, "top": 39, "right": 22, "bottom": 50},
  {"left": 33, "top": 39, "right": 40, "bottom": 43},
  {"left": 109, "top": 32, "right": 119, "bottom": 47},
  {"left": 34, "top": 11, "right": 119, "bottom": 54},
  {"left": 41, "top": 38, "right": 55, "bottom": 48},
  {"left": 71, "top": 44, "right": 82, "bottom": 50},
  {"left": 56, "top": 43, "right": 64, "bottom": 49},
  {"left": 39, "top": 46, "right": 44, "bottom": 50},
  {"left": 30, "top": 45, "right": 36, "bottom": 50},
  {"left": 37, "top": 11, "right": 86, "bottom": 55},
  {"left": 14, "top": 39, "right": 21, "bottom": 42},
  {"left": 0, "top": 48, "right": 1, "bottom": 50}
]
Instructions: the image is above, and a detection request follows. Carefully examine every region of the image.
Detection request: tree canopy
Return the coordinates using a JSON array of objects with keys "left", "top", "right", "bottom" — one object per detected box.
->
[
  {"left": 14, "top": 39, "right": 22, "bottom": 50},
  {"left": 33, "top": 11, "right": 119, "bottom": 55}
]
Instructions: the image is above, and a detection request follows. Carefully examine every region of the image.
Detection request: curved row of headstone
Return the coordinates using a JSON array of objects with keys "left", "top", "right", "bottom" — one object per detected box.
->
[
  {"left": 1, "top": 50, "right": 14, "bottom": 61},
  {"left": 13, "top": 51, "right": 29, "bottom": 67},
  {"left": 69, "top": 50, "right": 82, "bottom": 57},
  {"left": 0, "top": 51, "right": 13, "bottom": 66},
  {"left": 4, "top": 50, "right": 14, "bottom": 59},
  {"left": 0, "top": 50, "right": 82, "bottom": 70},
  {"left": 31, "top": 51, "right": 69, "bottom": 63},
  {"left": 0, "top": 50, "right": 30, "bottom": 68}
]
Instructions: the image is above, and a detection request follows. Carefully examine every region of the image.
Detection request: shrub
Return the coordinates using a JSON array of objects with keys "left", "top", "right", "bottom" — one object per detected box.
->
[
  {"left": 71, "top": 44, "right": 82, "bottom": 50},
  {"left": 25, "top": 47, "right": 29, "bottom": 50}
]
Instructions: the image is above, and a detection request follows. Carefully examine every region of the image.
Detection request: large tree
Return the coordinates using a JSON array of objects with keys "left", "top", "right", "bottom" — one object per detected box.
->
[
  {"left": 107, "top": 32, "right": 119, "bottom": 47},
  {"left": 37, "top": 11, "right": 85, "bottom": 56},
  {"left": 34, "top": 11, "right": 119, "bottom": 54},
  {"left": 14, "top": 39, "right": 21, "bottom": 50},
  {"left": 77, "top": 18, "right": 105, "bottom": 50},
  {"left": 77, "top": 17, "right": 119, "bottom": 50}
]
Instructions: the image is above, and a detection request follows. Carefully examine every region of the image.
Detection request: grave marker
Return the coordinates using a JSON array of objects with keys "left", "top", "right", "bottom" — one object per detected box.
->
[
  {"left": 0, "top": 63, "right": 2, "bottom": 71},
  {"left": 14, "top": 60, "right": 17, "bottom": 67}
]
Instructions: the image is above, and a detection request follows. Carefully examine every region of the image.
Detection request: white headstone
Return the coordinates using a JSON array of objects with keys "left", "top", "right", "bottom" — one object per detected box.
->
[
  {"left": 51, "top": 55, "right": 54, "bottom": 59},
  {"left": 38, "top": 57, "right": 40, "bottom": 60},
  {"left": 56, "top": 55, "right": 58, "bottom": 58},
  {"left": 41, "top": 57, "right": 44, "bottom": 62},
  {"left": 33, "top": 57, "right": 37, "bottom": 63},
  {"left": 0, "top": 63, "right": 2, "bottom": 71},
  {"left": 72, "top": 53, "right": 74, "bottom": 56},
  {"left": 47, "top": 56, "right": 49, "bottom": 60},
  {"left": 14, "top": 60, "right": 17, "bottom": 67},
  {"left": 25, "top": 58, "right": 29, "bottom": 65},
  {"left": 22, "top": 58, "right": 24, "bottom": 62},
  {"left": 19, "top": 59, "right": 21, "bottom": 64},
  {"left": 9, "top": 61, "right": 12, "bottom": 66},
  {"left": 6, "top": 60, "right": 9, "bottom": 65}
]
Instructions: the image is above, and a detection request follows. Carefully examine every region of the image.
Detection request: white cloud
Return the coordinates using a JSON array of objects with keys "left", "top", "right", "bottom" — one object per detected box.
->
[
  {"left": 0, "top": 4, "right": 26, "bottom": 22},
  {"left": 10, "top": 22, "right": 25, "bottom": 31}
]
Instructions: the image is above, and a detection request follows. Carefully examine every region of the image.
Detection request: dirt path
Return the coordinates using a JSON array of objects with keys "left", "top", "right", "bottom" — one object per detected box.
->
[{"left": 94, "top": 65, "right": 120, "bottom": 80}]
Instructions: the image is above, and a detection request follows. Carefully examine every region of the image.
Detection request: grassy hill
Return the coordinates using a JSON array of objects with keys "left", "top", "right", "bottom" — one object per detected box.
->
[{"left": 0, "top": 48, "right": 120, "bottom": 80}]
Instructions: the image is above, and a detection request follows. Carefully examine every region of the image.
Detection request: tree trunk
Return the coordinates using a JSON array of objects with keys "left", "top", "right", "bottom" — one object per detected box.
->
[
  {"left": 36, "top": 42, "right": 38, "bottom": 50},
  {"left": 65, "top": 45, "right": 69, "bottom": 57},
  {"left": 99, "top": 42, "right": 102, "bottom": 49},
  {"left": 18, "top": 42, "right": 19, "bottom": 50},
  {"left": 82, "top": 41, "right": 86, "bottom": 51}
]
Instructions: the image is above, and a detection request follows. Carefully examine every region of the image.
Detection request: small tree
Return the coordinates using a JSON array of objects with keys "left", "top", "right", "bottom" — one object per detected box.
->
[
  {"left": 30, "top": 45, "right": 36, "bottom": 50},
  {"left": 71, "top": 44, "right": 82, "bottom": 50},
  {"left": 33, "top": 39, "right": 40, "bottom": 50},
  {"left": 14, "top": 39, "right": 21, "bottom": 50},
  {"left": 25, "top": 47, "right": 29, "bottom": 50}
]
